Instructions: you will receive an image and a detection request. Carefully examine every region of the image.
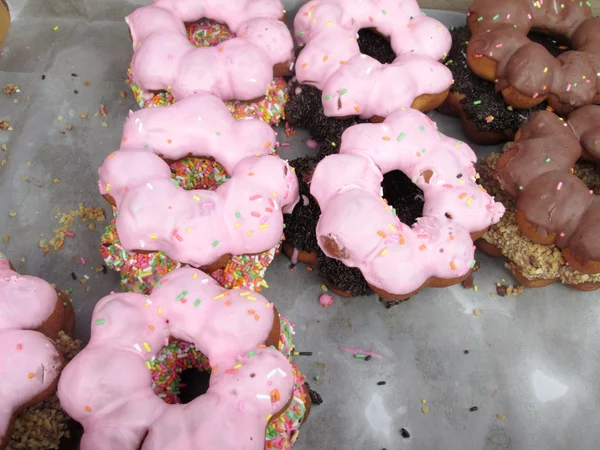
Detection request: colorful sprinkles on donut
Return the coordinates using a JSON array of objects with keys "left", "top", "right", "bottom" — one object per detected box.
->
[
  {"left": 127, "top": 18, "right": 290, "bottom": 125},
  {"left": 149, "top": 316, "right": 307, "bottom": 448},
  {"left": 101, "top": 157, "right": 281, "bottom": 294}
]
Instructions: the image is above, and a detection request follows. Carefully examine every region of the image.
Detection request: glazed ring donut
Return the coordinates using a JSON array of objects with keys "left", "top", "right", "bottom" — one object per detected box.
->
[
  {"left": 0, "top": 253, "right": 74, "bottom": 449},
  {"left": 293, "top": 0, "right": 454, "bottom": 119},
  {"left": 310, "top": 108, "right": 505, "bottom": 300},
  {"left": 466, "top": 0, "right": 600, "bottom": 115},
  {"left": 128, "top": 19, "right": 290, "bottom": 126},
  {"left": 495, "top": 105, "right": 600, "bottom": 276},
  {"left": 57, "top": 267, "right": 309, "bottom": 449},
  {"left": 126, "top": 0, "right": 294, "bottom": 103},
  {"left": 98, "top": 93, "right": 299, "bottom": 270}
]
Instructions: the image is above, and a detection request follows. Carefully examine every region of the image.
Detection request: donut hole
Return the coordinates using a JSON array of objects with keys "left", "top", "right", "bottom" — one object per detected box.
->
[
  {"left": 151, "top": 340, "right": 213, "bottom": 405},
  {"left": 357, "top": 29, "right": 396, "bottom": 65},
  {"left": 381, "top": 170, "right": 425, "bottom": 227}
]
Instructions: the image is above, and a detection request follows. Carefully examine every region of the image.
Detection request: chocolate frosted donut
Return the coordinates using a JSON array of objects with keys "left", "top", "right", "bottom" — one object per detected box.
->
[
  {"left": 466, "top": 0, "right": 600, "bottom": 115},
  {"left": 440, "top": 26, "right": 569, "bottom": 145},
  {"left": 494, "top": 106, "right": 600, "bottom": 279}
]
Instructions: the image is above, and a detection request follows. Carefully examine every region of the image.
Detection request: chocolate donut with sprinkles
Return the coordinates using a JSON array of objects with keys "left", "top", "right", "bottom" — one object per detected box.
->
[
  {"left": 98, "top": 93, "right": 299, "bottom": 279},
  {"left": 439, "top": 25, "right": 569, "bottom": 145},
  {"left": 57, "top": 267, "right": 311, "bottom": 449},
  {"left": 477, "top": 105, "right": 600, "bottom": 290},
  {"left": 128, "top": 18, "right": 289, "bottom": 126},
  {"left": 293, "top": 0, "right": 454, "bottom": 120},
  {"left": 126, "top": 0, "right": 294, "bottom": 107},
  {"left": 466, "top": 0, "right": 600, "bottom": 115},
  {"left": 310, "top": 108, "right": 505, "bottom": 301}
]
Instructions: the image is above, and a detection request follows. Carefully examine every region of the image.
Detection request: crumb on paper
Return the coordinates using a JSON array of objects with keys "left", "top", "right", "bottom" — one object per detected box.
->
[
  {"left": 57, "top": 116, "right": 64, "bottom": 121},
  {"left": 100, "top": 121, "right": 108, "bottom": 127},
  {"left": 120, "top": 91, "right": 128, "bottom": 98},
  {"left": 421, "top": 406, "right": 429, "bottom": 415},
  {"left": 496, "top": 413, "right": 505, "bottom": 420},
  {"left": 41, "top": 203, "right": 106, "bottom": 253},
  {"left": 84, "top": 81, "right": 90, "bottom": 86},
  {"left": 8, "top": 211, "right": 16, "bottom": 217},
  {"left": 473, "top": 309, "right": 481, "bottom": 316},
  {"left": 2, "top": 234, "right": 7, "bottom": 243},
  {"left": 80, "top": 113, "right": 88, "bottom": 119},
  {"left": 2, "top": 144, "right": 7, "bottom": 151},
  {"left": 53, "top": 178, "right": 60, "bottom": 184},
  {"left": 65, "top": 124, "right": 73, "bottom": 131},
  {"left": 0, "top": 120, "right": 13, "bottom": 131},
  {"left": 3, "top": 84, "right": 19, "bottom": 95}
]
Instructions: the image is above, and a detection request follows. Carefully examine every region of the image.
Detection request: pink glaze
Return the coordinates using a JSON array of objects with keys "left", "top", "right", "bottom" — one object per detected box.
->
[
  {"left": 319, "top": 293, "right": 333, "bottom": 308},
  {"left": 293, "top": 0, "right": 453, "bottom": 118},
  {"left": 0, "top": 253, "right": 62, "bottom": 443},
  {"left": 310, "top": 108, "right": 505, "bottom": 296},
  {"left": 57, "top": 267, "right": 294, "bottom": 450},
  {"left": 98, "top": 94, "right": 299, "bottom": 269},
  {"left": 126, "top": 0, "right": 293, "bottom": 102}
]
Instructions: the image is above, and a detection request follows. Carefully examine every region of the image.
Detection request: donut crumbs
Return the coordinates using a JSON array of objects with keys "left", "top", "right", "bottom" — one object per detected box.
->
[
  {"left": 40, "top": 203, "right": 105, "bottom": 253},
  {"left": 7, "top": 332, "right": 82, "bottom": 449}
]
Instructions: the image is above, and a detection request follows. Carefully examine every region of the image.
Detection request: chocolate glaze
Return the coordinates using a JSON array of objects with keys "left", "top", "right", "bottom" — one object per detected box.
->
[
  {"left": 468, "top": 0, "right": 600, "bottom": 113},
  {"left": 446, "top": 26, "right": 565, "bottom": 133},
  {"left": 496, "top": 106, "right": 600, "bottom": 262}
]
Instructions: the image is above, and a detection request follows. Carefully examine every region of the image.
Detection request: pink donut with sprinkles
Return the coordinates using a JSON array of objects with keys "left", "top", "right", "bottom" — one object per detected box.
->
[
  {"left": 310, "top": 108, "right": 506, "bottom": 300},
  {"left": 57, "top": 267, "right": 308, "bottom": 449},
  {"left": 0, "top": 253, "right": 73, "bottom": 449},
  {"left": 126, "top": 0, "right": 294, "bottom": 103},
  {"left": 98, "top": 93, "right": 299, "bottom": 270},
  {"left": 293, "top": 0, "right": 454, "bottom": 118}
]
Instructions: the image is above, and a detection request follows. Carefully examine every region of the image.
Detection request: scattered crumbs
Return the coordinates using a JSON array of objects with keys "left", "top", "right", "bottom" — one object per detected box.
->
[
  {"left": 83, "top": 81, "right": 90, "bottom": 86},
  {"left": 80, "top": 113, "right": 88, "bottom": 119},
  {"left": 421, "top": 406, "right": 429, "bottom": 414},
  {"left": 377, "top": 381, "right": 386, "bottom": 386},
  {"left": 57, "top": 116, "right": 64, "bottom": 121},
  {"left": 26, "top": 161, "right": 31, "bottom": 167},
  {"left": 93, "top": 112, "right": 99, "bottom": 118},
  {"left": 464, "top": 349, "right": 470, "bottom": 354},
  {"left": 496, "top": 413, "right": 505, "bottom": 420},
  {"left": 41, "top": 203, "right": 105, "bottom": 253},
  {"left": 3, "top": 84, "right": 19, "bottom": 95},
  {"left": 41, "top": 74, "right": 46, "bottom": 80},
  {"left": 400, "top": 428, "right": 411, "bottom": 439},
  {"left": 53, "top": 178, "right": 60, "bottom": 184},
  {"left": 473, "top": 309, "right": 482, "bottom": 316},
  {"left": 100, "top": 122, "right": 108, "bottom": 127},
  {"left": 0, "top": 120, "right": 13, "bottom": 131},
  {"left": 2, "top": 234, "right": 7, "bottom": 243},
  {"left": 53, "top": 25, "right": 59, "bottom": 31},
  {"left": 99, "top": 104, "right": 107, "bottom": 116},
  {"left": 1, "top": 144, "right": 7, "bottom": 151},
  {"left": 1, "top": 158, "right": 7, "bottom": 165},
  {"left": 120, "top": 90, "right": 128, "bottom": 98},
  {"left": 469, "top": 406, "right": 479, "bottom": 412},
  {"left": 65, "top": 124, "right": 73, "bottom": 131},
  {"left": 8, "top": 210, "right": 16, "bottom": 217},
  {"left": 421, "top": 399, "right": 426, "bottom": 404}
]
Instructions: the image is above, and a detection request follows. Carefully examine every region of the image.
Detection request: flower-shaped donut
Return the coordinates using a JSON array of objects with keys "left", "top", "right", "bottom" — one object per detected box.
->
[
  {"left": 310, "top": 108, "right": 505, "bottom": 299},
  {"left": 127, "top": 0, "right": 294, "bottom": 103},
  {"left": 58, "top": 267, "right": 304, "bottom": 449},
  {"left": 293, "top": 0, "right": 454, "bottom": 118},
  {"left": 494, "top": 106, "right": 600, "bottom": 277},
  {"left": 98, "top": 93, "right": 299, "bottom": 269},
  {"left": 0, "top": 253, "right": 73, "bottom": 448}
]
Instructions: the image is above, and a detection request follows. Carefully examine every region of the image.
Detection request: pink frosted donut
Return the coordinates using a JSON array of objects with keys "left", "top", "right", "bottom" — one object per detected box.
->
[
  {"left": 293, "top": 0, "right": 454, "bottom": 118},
  {"left": 0, "top": 253, "right": 66, "bottom": 448},
  {"left": 98, "top": 93, "right": 299, "bottom": 269},
  {"left": 126, "top": 0, "right": 294, "bottom": 103},
  {"left": 57, "top": 267, "right": 302, "bottom": 449},
  {"left": 310, "top": 108, "right": 506, "bottom": 298}
]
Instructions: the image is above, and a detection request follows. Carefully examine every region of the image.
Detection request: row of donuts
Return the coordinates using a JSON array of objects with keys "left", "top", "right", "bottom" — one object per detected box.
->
[{"left": 3, "top": 0, "right": 600, "bottom": 448}]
